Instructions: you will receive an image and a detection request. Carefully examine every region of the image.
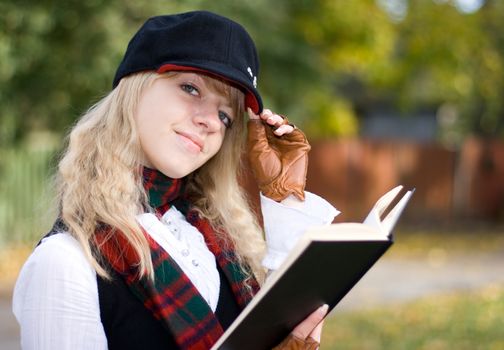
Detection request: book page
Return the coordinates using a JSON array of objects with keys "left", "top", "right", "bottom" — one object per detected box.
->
[
  {"left": 380, "top": 189, "right": 414, "bottom": 232},
  {"left": 363, "top": 186, "right": 414, "bottom": 235}
]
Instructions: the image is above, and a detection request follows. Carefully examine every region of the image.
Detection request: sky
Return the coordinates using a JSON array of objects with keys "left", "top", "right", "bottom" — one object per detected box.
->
[{"left": 377, "top": 0, "right": 485, "bottom": 22}]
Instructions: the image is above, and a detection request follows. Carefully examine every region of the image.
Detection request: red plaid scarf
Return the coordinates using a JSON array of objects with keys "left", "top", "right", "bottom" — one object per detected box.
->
[{"left": 96, "top": 167, "right": 259, "bottom": 349}]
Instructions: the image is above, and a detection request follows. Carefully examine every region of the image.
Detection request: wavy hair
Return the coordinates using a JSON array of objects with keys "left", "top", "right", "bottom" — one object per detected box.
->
[{"left": 56, "top": 71, "right": 266, "bottom": 285}]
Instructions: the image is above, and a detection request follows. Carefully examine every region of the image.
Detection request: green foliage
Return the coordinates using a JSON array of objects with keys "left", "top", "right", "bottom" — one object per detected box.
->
[
  {"left": 2, "top": 0, "right": 504, "bottom": 144},
  {"left": 386, "top": 0, "right": 504, "bottom": 138},
  {"left": 302, "top": 93, "right": 359, "bottom": 138}
]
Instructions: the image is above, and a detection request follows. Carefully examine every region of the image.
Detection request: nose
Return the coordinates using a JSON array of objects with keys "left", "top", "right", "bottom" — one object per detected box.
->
[{"left": 193, "top": 103, "right": 222, "bottom": 132}]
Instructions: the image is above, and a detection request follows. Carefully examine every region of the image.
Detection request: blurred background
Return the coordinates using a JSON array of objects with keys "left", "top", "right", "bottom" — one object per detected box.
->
[{"left": 1, "top": 0, "right": 503, "bottom": 349}]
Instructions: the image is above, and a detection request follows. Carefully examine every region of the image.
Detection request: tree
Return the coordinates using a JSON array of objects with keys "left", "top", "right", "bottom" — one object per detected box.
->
[
  {"left": 2, "top": 0, "right": 504, "bottom": 147},
  {"left": 381, "top": 0, "right": 504, "bottom": 140}
]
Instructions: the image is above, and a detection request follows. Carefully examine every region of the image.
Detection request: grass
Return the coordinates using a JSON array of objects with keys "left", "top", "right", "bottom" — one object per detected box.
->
[{"left": 322, "top": 284, "right": 504, "bottom": 349}]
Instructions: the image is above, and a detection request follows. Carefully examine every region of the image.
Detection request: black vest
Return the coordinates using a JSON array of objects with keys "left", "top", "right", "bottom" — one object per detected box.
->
[{"left": 43, "top": 222, "right": 241, "bottom": 349}]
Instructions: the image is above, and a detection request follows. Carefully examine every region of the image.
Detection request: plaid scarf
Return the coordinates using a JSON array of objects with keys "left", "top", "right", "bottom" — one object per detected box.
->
[{"left": 96, "top": 167, "right": 259, "bottom": 350}]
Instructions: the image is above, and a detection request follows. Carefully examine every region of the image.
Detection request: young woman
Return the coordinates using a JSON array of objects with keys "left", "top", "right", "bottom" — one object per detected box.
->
[{"left": 13, "top": 11, "right": 337, "bottom": 350}]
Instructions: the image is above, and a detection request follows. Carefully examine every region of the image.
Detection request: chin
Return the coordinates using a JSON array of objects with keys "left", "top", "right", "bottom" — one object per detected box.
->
[
  {"left": 156, "top": 166, "right": 193, "bottom": 179},
  {"left": 159, "top": 170, "right": 187, "bottom": 179}
]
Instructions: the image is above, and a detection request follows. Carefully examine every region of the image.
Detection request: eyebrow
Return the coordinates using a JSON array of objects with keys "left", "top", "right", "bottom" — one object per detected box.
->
[{"left": 178, "top": 72, "right": 234, "bottom": 112}]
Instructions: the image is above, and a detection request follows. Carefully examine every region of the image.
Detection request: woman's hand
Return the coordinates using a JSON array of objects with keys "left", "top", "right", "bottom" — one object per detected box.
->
[
  {"left": 247, "top": 108, "right": 311, "bottom": 202},
  {"left": 272, "top": 304, "right": 328, "bottom": 350}
]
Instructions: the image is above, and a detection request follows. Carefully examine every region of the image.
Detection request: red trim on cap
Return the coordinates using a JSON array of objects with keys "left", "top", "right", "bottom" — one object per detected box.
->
[{"left": 157, "top": 64, "right": 259, "bottom": 114}]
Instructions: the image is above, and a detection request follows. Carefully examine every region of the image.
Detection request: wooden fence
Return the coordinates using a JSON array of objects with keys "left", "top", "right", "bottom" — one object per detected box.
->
[
  {"left": 0, "top": 147, "right": 56, "bottom": 245},
  {"left": 1, "top": 137, "right": 503, "bottom": 244},
  {"left": 243, "top": 137, "right": 504, "bottom": 225}
]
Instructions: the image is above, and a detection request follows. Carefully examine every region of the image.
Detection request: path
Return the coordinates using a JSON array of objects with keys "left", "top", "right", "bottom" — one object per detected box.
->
[{"left": 334, "top": 251, "right": 504, "bottom": 313}]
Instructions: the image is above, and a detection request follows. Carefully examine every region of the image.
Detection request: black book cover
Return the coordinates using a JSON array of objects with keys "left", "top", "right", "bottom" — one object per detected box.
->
[{"left": 212, "top": 186, "right": 414, "bottom": 350}]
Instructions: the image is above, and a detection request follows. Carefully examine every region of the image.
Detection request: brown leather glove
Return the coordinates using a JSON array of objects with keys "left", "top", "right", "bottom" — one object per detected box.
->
[
  {"left": 272, "top": 334, "right": 319, "bottom": 350},
  {"left": 247, "top": 116, "right": 311, "bottom": 202}
]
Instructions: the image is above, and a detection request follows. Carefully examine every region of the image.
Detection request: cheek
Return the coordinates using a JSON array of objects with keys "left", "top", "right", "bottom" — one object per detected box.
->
[
  {"left": 134, "top": 126, "right": 155, "bottom": 168},
  {"left": 134, "top": 114, "right": 153, "bottom": 150},
  {"left": 134, "top": 109, "right": 163, "bottom": 167},
  {"left": 135, "top": 100, "right": 155, "bottom": 138},
  {"left": 135, "top": 99, "right": 172, "bottom": 144}
]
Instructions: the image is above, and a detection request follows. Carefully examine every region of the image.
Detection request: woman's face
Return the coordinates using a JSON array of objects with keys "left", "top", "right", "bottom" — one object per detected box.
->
[{"left": 135, "top": 72, "right": 236, "bottom": 178}]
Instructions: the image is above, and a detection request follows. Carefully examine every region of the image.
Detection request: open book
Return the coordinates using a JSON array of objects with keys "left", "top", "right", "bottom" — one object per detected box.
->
[{"left": 212, "top": 185, "right": 414, "bottom": 350}]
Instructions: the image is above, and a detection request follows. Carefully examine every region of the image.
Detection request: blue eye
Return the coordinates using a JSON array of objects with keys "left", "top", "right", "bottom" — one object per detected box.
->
[
  {"left": 181, "top": 84, "right": 199, "bottom": 96},
  {"left": 219, "top": 111, "right": 233, "bottom": 128}
]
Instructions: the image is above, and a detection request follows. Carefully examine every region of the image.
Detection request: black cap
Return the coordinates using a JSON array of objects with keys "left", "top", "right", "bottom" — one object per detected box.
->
[{"left": 113, "top": 11, "right": 263, "bottom": 114}]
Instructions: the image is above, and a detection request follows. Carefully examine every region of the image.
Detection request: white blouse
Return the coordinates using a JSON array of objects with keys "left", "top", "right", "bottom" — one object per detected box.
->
[{"left": 12, "top": 192, "right": 338, "bottom": 350}]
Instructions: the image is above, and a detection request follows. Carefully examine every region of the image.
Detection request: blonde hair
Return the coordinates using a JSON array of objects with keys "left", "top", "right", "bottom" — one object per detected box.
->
[{"left": 57, "top": 71, "right": 266, "bottom": 285}]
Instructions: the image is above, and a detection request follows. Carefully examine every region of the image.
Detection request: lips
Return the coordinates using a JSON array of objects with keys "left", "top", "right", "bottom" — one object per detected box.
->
[{"left": 176, "top": 131, "right": 203, "bottom": 152}]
